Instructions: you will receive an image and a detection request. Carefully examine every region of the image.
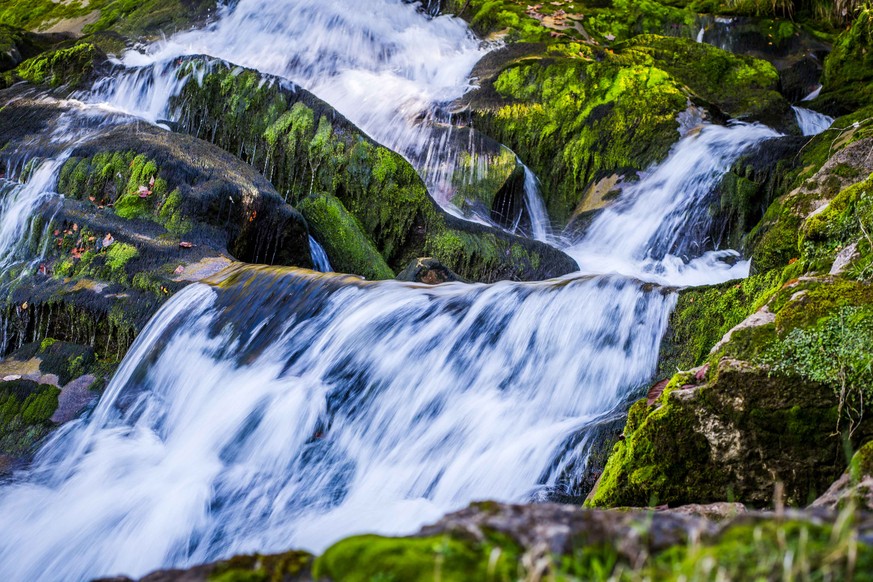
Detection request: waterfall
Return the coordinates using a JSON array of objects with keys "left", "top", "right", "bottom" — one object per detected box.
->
[
  {"left": 0, "top": 159, "right": 66, "bottom": 272},
  {"left": 82, "top": 0, "right": 488, "bottom": 214},
  {"left": 308, "top": 236, "right": 333, "bottom": 272},
  {"left": 565, "top": 122, "right": 779, "bottom": 283},
  {"left": 0, "top": 114, "right": 775, "bottom": 580},
  {"left": 522, "top": 165, "right": 551, "bottom": 243},
  {"left": 792, "top": 105, "right": 834, "bottom": 137}
]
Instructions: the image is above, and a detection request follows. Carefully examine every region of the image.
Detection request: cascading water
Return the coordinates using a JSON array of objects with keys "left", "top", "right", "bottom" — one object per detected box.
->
[
  {"left": 83, "top": 0, "right": 488, "bottom": 214},
  {"left": 792, "top": 105, "right": 835, "bottom": 137},
  {"left": 0, "top": 116, "right": 776, "bottom": 581},
  {"left": 565, "top": 123, "right": 779, "bottom": 283},
  {"left": 308, "top": 236, "right": 333, "bottom": 272},
  {"left": 521, "top": 165, "right": 552, "bottom": 243}
]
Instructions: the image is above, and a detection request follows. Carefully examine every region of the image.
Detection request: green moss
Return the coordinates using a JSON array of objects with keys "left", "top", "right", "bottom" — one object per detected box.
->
[
  {"left": 0, "top": 379, "right": 59, "bottom": 456},
  {"left": 207, "top": 550, "right": 313, "bottom": 582},
  {"left": 818, "top": 7, "right": 873, "bottom": 112},
  {"left": 618, "top": 35, "right": 786, "bottom": 122},
  {"left": 481, "top": 53, "right": 686, "bottom": 225},
  {"left": 0, "top": 0, "right": 213, "bottom": 39},
  {"left": 314, "top": 534, "right": 520, "bottom": 582},
  {"left": 658, "top": 268, "right": 784, "bottom": 375},
  {"left": 15, "top": 42, "right": 96, "bottom": 88},
  {"left": 297, "top": 193, "right": 394, "bottom": 280},
  {"left": 586, "top": 387, "right": 718, "bottom": 508},
  {"left": 105, "top": 242, "right": 138, "bottom": 272}
]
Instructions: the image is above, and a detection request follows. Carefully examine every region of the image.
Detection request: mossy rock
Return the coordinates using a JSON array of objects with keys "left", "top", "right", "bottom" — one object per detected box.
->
[
  {"left": 587, "top": 357, "right": 854, "bottom": 508},
  {"left": 314, "top": 533, "right": 521, "bottom": 582},
  {"left": 463, "top": 43, "right": 687, "bottom": 226},
  {"left": 168, "top": 57, "right": 578, "bottom": 282},
  {"left": 617, "top": 35, "right": 791, "bottom": 127},
  {"left": 298, "top": 193, "right": 395, "bottom": 280},
  {"left": 815, "top": 7, "right": 873, "bottom": 115},
  {"left": 0, "top": 378, "right": 59, "bottom": 457},
  {"left": 0, "top": 0, "right": 215, "bottom": 39}
]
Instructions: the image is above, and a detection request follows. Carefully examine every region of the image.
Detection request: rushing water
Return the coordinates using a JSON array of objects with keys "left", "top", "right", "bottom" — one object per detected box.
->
[
  {"left": 0, "top": 1, "right": 787, "bottom": 579},
  {"left": 792, "top": 105, "right": 835, "bottom": 137},
  {"left": 521, "top": 165, "right": 552, "bottom": 243},
  {"left": 0, "top": 117, "right": 775, "bottom": 580},
  {"left": 308, "top": 236, "right": 333, "bottom": 273}
]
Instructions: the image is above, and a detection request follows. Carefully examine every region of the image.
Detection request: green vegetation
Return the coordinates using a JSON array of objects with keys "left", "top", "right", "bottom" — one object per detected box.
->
[
  {"left": 0, "top": 379, "right": 59, "bottom": 457},
  {"left": 314, "top": 533, "right": 521, "bottom": 582},
  {"left": 297, "top": 193, "right": 395, "bottom": 280},
  {"left": 14, "top": 42, "right": 97, "bottom": 88},
  {"left": 0, "top": 0, "right": 213, "bottom": 38}
]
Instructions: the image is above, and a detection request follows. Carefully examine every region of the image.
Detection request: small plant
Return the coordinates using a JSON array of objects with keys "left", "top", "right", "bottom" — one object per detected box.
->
[{"left": 763, "top": 306, "right": 873, "bottom": 435}]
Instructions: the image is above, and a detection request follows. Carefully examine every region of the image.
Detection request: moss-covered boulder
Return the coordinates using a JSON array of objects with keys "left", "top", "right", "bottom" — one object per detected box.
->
[
  {"left": 459, "top": 36, "right": 790, "bottom": 228},
  {"left": 0, "top": 0, "right": 215, "bottom": 39},
  {"left": 0, "top": 24, "right": 71, "bottom": 72},
  {"left": 814, "top": 7, "right": 873, "bottom": 114},
  {"left": 167, "top": 57, "right": 578, "bottom": 282},
  {"left": 0, "top": 93, "right": 315, "bottom": 391},
  {"left": 586, "top": 356, "right": 859, "bottom": 508}
]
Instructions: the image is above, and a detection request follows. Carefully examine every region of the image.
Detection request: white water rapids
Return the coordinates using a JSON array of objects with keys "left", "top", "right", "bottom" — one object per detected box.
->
[{"left": 0, "top": 1, "right": 785, "bottom": 580}]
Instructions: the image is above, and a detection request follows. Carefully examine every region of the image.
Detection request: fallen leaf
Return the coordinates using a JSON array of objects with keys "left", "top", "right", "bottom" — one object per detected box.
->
[
  {"left": 174, "top": 265, "right": 185, "bottom": 274},
  {"left": 149, "top": 176, "right": 156, "bottom": 187},
  {"left": 21, "top": 302, "right": 27, "bottom": 310},
  {"left": 179, "top": 241, "right": 194, "bottom": 249},
  {"left": 102, "top": 233, "right": 115, "bottom": 248},
  {"left": 53, "top": 230, "right": 60, "bottom": 237}
]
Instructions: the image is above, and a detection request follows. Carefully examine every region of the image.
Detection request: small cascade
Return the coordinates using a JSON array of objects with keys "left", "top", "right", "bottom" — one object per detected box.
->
[
  {"left": 792, "top": 105, "right": 835, "bottom": 136},
  {"left": 521, "top": 165, "right": 551, "bottom": 243},
  {"left": 0, "top": 158, "right": 67, "bottom": 272},
  {"left": 565, "top": 123, "right": 779, "bottom": 282},
  {"left": 308, "top": 236, "right": 333, "bottom": 272}
]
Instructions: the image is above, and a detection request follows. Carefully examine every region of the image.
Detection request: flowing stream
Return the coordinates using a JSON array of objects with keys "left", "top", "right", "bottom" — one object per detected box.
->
[{"left": 0, "top": 2, "right": 784, "bottom": 580}]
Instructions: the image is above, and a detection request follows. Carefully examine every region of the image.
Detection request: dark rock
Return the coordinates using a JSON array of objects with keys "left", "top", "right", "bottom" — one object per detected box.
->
[{"left": 396, "top": 257, "right": 466, "bottom": 284}]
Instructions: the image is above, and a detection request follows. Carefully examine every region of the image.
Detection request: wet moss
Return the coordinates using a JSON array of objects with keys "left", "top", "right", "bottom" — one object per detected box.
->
[
  {"left": 0, "top": 379, "right": 59, "bottom": 457},
  {"left": 0, "top": 0, "right": 214, "bottom": 39},
  {"left": 617, "top": 35, "right": 787, "bottom": 123},
  {"left": 14, "top": 42, "right": 97, "bottom": 88},
  {"left": 817, "top": 7, "right": 873, "bottom": 114},
  {"left": 658, "top": 268, "right": 785, "bottom": 375},
  {"left": 475, "top": 49, "right": 686, "bottom": 225},
  {"left": 297, "top": 194, "right": 394, "bottom": 280},
  {"left": 314, "top": 533, "right": 521, "bottom": 582}
]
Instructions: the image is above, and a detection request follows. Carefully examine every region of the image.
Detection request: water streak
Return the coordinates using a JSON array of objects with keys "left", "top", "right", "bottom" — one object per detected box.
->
[
  {"left": 792, "top": 105, "right": 834, "bottom": 137},
  {"left": 308, "top": 236, "right": 333, "bottom": 272}
]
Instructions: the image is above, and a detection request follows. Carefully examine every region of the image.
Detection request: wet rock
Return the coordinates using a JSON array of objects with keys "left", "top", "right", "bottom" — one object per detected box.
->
[
  {"left": 396, "top": 257, "right": 466, "bottom": 284},
  {"left": 50, "top": 374, "right": 97, "bottom": 424}
]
